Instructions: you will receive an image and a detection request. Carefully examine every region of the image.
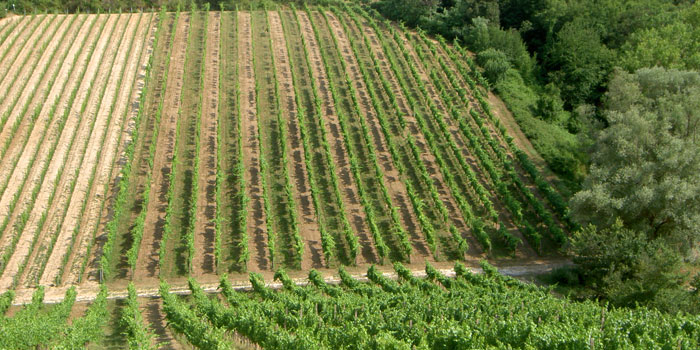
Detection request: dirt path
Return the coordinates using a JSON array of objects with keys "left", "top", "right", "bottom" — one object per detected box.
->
[
  {"left": 6, "top": 258, "right": 572, "bottom": 304},
  {"left": 0, "top": 14, "right": 114, "bottom": 291},
  {"left": 296, "top": 11, "right": 376, "bottom": 265},
  {"left": 0, "top": 15, "right": 88, "bottom": 235},
  {"left": 325, "top": 12, "right": 430, "bottom": 264},
  {"left": 0, "top": 15, "right": 52, "bottom": 114},
  {"left": 40, "top": 13, "right": 146, "bottom": 287},
  {"left": 134, "top": 13, "right": 190, "bottom": 282},
  {"left": 358, "top": 21, "right": 477, "bottom": 258},
  {"left": 268, "top": 11, "right": 324, "bottom": 270},
  {"left": 192, "top": 12, "right": 220, "bottom": 277},
  {"left": 238, "top": 12, "right": 269, "bottom": 273},
  {"left": 67, "top": 13, "right": 156, "bottom": 286},
  {"left": 0, "top": 15, "right": 70, "bottom": 169},
  {"left": 20, "top": 14, "right": 131, "bottom": 288}
]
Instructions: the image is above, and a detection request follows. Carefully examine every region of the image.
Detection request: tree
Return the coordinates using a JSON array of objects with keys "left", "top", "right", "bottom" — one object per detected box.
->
[
  {"left": 544, "top": 19, "right": 615, "bottom": 107},
  {"left": 476, "top": 48, "right": 510, "bottom": 85},
  {"left": 571, "top": 68, "right": 700, "bottom": 251}
]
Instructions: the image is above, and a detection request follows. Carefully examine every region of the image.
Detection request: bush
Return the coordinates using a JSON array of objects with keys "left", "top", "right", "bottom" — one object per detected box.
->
[{"left": 476, "top": 48, "right": 510, "bottom": 85}]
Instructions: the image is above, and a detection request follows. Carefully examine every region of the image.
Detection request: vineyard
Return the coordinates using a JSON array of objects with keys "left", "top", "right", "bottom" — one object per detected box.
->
[{"left": 0, "top": 4, "right": 670, "bottom": 349}]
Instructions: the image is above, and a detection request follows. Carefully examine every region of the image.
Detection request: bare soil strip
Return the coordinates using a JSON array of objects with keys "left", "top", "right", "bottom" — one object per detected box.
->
[
  {"left": 360, "top": 21, "right": 476, "bottom": 256},
  {"left": 0, "top": 14, "right": 115, "bottom": 291},
  {"left": 192, "top": 12, "right": 220, "bottom": 276},
  {"left": 0, "top": 15, "right": 41, "bottom": 91},
  {"left": 134, "top": 13, "right": 190, "bottom": 281},
  {"left": 325, "top": 12, "right": 429, "bottom": 264},
  {"left": 0, "top": 15, "right": 87, "bottom": 229},
  {"left": 0, "top": 15, "right": 52, "bottom": 113},
  {"left": 67, "top": 13, "right": 156, "bottom": 286},
  {"left": 0, "top": 15, "right": 99, "bottom": 276},
  {"left": 0, "top": 15, "right": 76, "bottom": 195},
  {"left": 0, "top": 15, "right": 69, "bottom": 166},
  {"left": 238, "top": 11, "right": 269, "bottom": 273},
  {"left": 268, "top": 11, "right": 324, "bottom": 270},
  {"left": 296, "top": 11, "right": 376, "bottom": 265},
  {"left": 20, "top": 14, "right": 131, "bottom": 288},
  {"left": 40, "top": 13, "right": 146, "bottom": 286}
]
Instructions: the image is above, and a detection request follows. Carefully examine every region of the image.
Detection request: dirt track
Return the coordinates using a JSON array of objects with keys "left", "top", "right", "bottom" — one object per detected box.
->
[
  {"left": 192, "top": 12, "right": 220, "bottom": 277},
  {"left": 134, "top": 13, "right": 190, "bottom": 282}
]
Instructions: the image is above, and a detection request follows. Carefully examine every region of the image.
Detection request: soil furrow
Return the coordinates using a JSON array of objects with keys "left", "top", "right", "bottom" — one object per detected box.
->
[
  {"left": 269, "top": 11, "right": 324, "bottom": 270},
  {"left": 0, "top": 14, "right": 100, "bottom": 271},
  {"left": 134, "top": 13, "right": 190, "bottom": 281},
  {"left": 67, "top": 13, "right": 156, "bottom": 285},
  {"left": 192, "top": 12, "right": 220, "bottom": 276},
  {"left": 238, "top": 11, "right": 268, "bottom": 272},
  {"left": 39, "top": 13, "right": 143, "bottom": 286},
  {"left": 0, "top": 15, "right": 52, "bottom": 114},
  {"left": 0, "top": 15, "right": 88, "bottom": 232},
  {"left": 359, "top": 19, "right": 476, "bottom": 254},
  {"left": 20, "top": 14, "right": 130, "bottom": 288},
  {"left": 0, "top": 15, "right": 77, "bottom": 197},
  {"left": 0, "top": 15, "right": 40, "bottom": 89},
  {"left": 296, "top": 11, "right": 376, "bottom": 265},
  {"left": 325, "top": 11, "right": 429, "bottom": 263},
  {"left": 0, "top": 15, "right": 69, "bottom": 166},
  {"left": 0, "top": 14, "right": 114, "bottom": 291}
]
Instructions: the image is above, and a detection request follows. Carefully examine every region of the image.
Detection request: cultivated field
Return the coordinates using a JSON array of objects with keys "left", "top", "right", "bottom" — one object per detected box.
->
[{"left": 0, "top": 5, "right": 573, "bottom": 348}]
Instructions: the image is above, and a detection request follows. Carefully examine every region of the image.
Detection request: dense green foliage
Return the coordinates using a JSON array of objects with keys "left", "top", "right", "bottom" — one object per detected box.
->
[
  {"left": 162, "top": 263, "right": 700, "bottom": 348},
  {"left": 0, "top": 285, "right": 109, "bottom": 349},
  {"left": 565, "top": 68, "right": 700, "bottom": 312},
  {"left": 373, "top": 0, "right": 699, "bottom": 184}
]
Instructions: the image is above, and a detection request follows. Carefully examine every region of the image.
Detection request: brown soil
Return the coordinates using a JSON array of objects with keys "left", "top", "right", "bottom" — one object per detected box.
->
[
  {"left": 57, "top": 13, "right": 152, "bottom": 286},
  {"left": 360, "top": 20, "right": 480, "bottom": 258},
  {"left": 192, "top": 12, "right": 220, "bottom": 276},
  {"left": 238, "top": 12, "right": 269, "bottom": 273},
  {"left": 134, "top": 13, "right": 190, "bottom": 282},
  {"left": 0, "top": 16, "right": 33, "bottom": 79},
  {"left": 268, "top": 11, "right": 325, "bottom": 270},
  {"left": 296, "top": 11, "right": 377, "bottom": 265},
  {"left": 0, "top": 15, "right": 72, "bottom": 173},
  {"left": 326, "top": 11, "right": 431, "bottom": 264},
  {"left": 0, "top": 15, "right": 52, "bottom": 113},
  {"left": 20, "top": 14, "right": 130, "bottom": 288},
  {"left": 66, "top": 13, "right": 156, "bottom": 286},
  {"left": 39, "top": 14, "right": 140, "bottom": 287},
  {"left": 0, "top": 14, "right": 115, "bottom": 291},
  {"left": 0, "top": 15, "right": 88, "bottom": 238}
]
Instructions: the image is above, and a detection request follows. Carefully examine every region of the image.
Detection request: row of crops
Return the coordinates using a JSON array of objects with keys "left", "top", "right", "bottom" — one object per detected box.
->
[
  {"left": 156, "top": 262, "right": 700, "bottom": 349},
  {"left": 91, "top": 3, "right": 575, "bottom": 281},
  {"left": 0, "top": 12, "right": 153, "bottom": 290}
]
